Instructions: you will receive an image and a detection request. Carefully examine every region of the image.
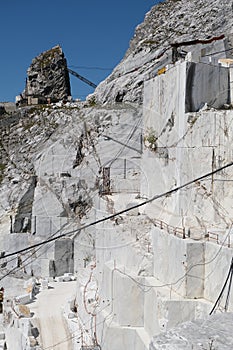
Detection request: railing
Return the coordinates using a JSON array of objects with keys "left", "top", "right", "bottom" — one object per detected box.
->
[
  {"left": 149, "top": 218, "right": 186, "bottom": 239},
  {"left": 206, "top": 231, "right": 231, "bottom": 248},
  {"left": 149, "top": 217, "right": 232, "bottom": 248}
]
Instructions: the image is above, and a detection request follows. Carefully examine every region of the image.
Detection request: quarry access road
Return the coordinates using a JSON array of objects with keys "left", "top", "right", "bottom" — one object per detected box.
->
[{"left": 30, "top": 281, "right": 77, "bottom": 350}]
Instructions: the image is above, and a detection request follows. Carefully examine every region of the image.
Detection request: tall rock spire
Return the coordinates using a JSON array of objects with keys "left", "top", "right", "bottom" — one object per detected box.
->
[{"left": 23, "top": 45, "right": 71, "bottom": 103}]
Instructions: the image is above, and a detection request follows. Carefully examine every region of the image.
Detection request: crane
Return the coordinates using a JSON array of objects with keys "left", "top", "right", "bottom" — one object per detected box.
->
[{"left": 68, "top": 68, "right": 97, "bottom": 88}]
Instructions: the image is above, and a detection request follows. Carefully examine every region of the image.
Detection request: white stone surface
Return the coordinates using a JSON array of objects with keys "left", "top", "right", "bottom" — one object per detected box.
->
[
  {"left": 204, "top": 241, "right": 233, "bottom": 310},
  {"left": 150, "top": 312, "right": 233, "bottom": 350},
  {"left": 151, "top": 227, "right": 205, "bottom": 298},
  {"left": 142, "top": 60, "right": 233, "bottom": 232},
  {"left": 5, "top": 317, "right": 36, "bottom": 350},
  {"left": 29, "top": 281, "right": 76, "bottom": 350},
  {"left": 2, "top": 11, "right": 233, "bottom": 349},
  {"left": 15, "top": 293, "right": 31, "bottom": 304}
]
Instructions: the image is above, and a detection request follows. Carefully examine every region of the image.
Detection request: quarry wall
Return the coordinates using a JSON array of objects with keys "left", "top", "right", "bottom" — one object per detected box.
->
[{"left": 77, "top": 56, "right": 233, "bottom": 349}]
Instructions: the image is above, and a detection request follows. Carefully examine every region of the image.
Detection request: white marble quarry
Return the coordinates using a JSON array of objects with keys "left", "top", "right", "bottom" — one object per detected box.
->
[
  {"left": 141, "top": 59, "right": 233, "bottom": 232},
  {"left": 86, "top": 218, "right": 232, "bottom": 349},
  {"left": 2, "top": 35, "right": 233, "bottom": 350},
  {"left": 83, "top": 169, "right": 233, "bottom": 349},
  {"left": 22, "top": 104, "right": 142, "bottom": 280},
  {"left": 94, "top": 207, "right": 154, "bottom": 277},
  {"left": 90, "top": 244, "right": 212, "bottom": 350},
  {"left": 3, "top": 2, "right": 233, "bottom": 349}
]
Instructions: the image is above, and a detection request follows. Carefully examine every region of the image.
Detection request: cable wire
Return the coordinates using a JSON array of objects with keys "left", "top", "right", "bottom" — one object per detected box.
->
[
  {"left": 1, "top": 160, "right": 233, "bottom": 260},
  {"left": 112, "top": 225, "right": 232, "bottom": 292},
  {"left": 69, "top": 65, "right": 113, "bottom": 71},
  {"left": 209, "top": 256, "right": 233, "bottom": 315}
]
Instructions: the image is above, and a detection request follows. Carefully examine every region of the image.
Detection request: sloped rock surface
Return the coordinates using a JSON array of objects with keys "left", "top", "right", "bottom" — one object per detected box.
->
[
  {"left": 0, "top": 105, "right": 69, "bottom": 217},
  {"left": 150, "top": 312, "right": 233, "bottom": 350},
  {"left": 130, "top": 0, "right": 233, "bottom": 54},
  {"left": 13, "top": 175, "right": 37, "bottom": 233},
  {"left": 24, "top": 45, "right": 71, "bottom": 101},
  {"left": 94, "top": 0, "right": 233, "bottom": 104}
]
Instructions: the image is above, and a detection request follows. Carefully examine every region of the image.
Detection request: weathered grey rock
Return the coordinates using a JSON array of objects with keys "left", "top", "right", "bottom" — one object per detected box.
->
[
  {"left": 150, "top": 313, "right": 233, "bottom": 350},
  {"left": 0, "top": 102, "right": 16, "bottom": 114},
  {"left": 94, "top": 0, "right": 233, "bottom": 104},
  {"left": 0, "top": 106, "right": 6, "bottom": 116},
  {"left": 13, "top": 176, "right": 37, "bottom": 233},
  {"left": 24, "top": 45, "right": 71, "bottom": 102},
  {"left": 52, "top": 238, "right": 74, "bottom": 277}
]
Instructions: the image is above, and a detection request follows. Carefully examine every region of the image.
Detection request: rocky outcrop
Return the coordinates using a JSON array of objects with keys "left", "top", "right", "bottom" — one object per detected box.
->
[
  {"left": 23, "top": 45, "right": 71, "bottom": 102},
  {"left": 93, "top": 0, "right": 233, "bottom": 104},
  {"left": 0, "top": 105, "right": 64, "bottom": 219},
  {"left": 0, "top": 102, "right": 16, "bottom": 114},
  {"left": 150, "top": 313, "right": 233, "bottom": 350}
]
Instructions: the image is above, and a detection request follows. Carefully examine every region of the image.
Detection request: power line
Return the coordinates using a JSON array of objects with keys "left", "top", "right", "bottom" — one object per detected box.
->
[
  {"left": 1, "top": 160, "right": 233, "bottom": 260},
  {"left": 110, "top": 224, "right": 232, "bottom": 293},
  {"left": 69, "top": 65, "right": 113, "bottom": 71},
  {"left": 6, "top": 226, "right": 231, "bottom": 350},
  {"left": 102, "top": 117, "right": 142, "bottom": 168},
  {"left": 0, "top": 221, "right": 71, "bottom": 281},
  {"left": 102, "top": 133, "right": 141, "bottom": 155},
  {"left": 209, "top": 256, "right": 233, "bottom": 315},
  {"left": 34, "top": 232, "right": 232, "bottom": 350}
]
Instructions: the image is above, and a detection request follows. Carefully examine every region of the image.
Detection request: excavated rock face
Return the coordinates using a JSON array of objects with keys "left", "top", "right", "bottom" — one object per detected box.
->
[
  {"left": 94, "top": 0, "right": 233, "bottom": 104},
  {"left": 24, "top": 45, "right": 71, "bottom": 102},
  {"left": 150, "top": 313, "right": 233, "bottom": 350}
]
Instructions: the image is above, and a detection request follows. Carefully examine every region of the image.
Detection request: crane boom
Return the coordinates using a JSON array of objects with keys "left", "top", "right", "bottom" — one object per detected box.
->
[{"left": 68, "top": 68, "right": 97, "bottom": 88}]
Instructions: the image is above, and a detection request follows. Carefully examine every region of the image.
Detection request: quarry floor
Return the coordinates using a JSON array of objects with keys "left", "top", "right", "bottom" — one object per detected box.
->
[{"left": 30, "top": 281, "right": 77, "bottom": 350}]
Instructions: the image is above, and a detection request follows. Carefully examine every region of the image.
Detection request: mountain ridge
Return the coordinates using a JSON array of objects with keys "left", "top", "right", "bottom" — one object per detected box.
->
[{"left": 93, "top": 0, "right": 233, "bottom": 104}]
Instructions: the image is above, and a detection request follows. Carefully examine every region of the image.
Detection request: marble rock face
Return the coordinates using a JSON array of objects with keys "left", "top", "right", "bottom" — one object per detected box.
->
[
  {"left": 150, "top": 313, "right": 233, "bottom": 350},
  {"left": 93, "top": 0, "right": 233, "bottom": 105},
  {"left": 24, "top": 45, "right": 71, "bottom": 102}
]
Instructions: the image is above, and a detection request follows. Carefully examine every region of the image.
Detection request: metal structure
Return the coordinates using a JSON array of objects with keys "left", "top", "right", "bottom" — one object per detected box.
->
[{"left": 68, "top": 68, "right": 97, "bottom": 88}]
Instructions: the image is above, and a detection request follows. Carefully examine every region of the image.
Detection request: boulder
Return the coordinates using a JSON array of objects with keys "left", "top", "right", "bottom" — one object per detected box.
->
[{"left": 17, "top": 304, "right": 31, "bottom": 318}]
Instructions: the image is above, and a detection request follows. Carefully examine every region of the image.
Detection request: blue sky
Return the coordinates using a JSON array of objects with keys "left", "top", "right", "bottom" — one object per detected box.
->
[{"left": 0, "top": 0, "right": 162, "bottom": 102}]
